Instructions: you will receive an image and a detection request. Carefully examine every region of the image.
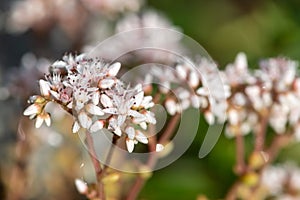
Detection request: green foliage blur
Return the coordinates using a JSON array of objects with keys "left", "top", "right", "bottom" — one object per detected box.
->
[{"left": 140, "top": 0, "right": 300, "bottom": 199}]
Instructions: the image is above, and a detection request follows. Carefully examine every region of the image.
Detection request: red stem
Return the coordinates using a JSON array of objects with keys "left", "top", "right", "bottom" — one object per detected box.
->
[
  {"left": 85, "top": 131, "right": 105, "bottom": 200},
  {"left": 126, "top": 114, "right": 181, "bottom": 200}
]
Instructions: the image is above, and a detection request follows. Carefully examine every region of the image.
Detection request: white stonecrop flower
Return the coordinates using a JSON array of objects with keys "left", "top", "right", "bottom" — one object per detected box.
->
[
  {"left": 261, "top": 165, "right": 287, "bottom": 195},
  {"left": 261, "top": 163, "right": 300, "bottom": 198},
  {"left": 222, "top": 54, "right": 300, "bottom": 139},
  {"left": 102, "top": 83, "right": 156, "bottom": 141}
]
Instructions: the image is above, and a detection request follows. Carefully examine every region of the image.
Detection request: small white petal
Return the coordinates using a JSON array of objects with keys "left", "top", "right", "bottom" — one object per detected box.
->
[
  {"left": 141, "top": 96, "right": 154, "bottom": 109},
  {"left": 114, "top": 127, "right": 122, "bottom": 136},
  {"left": 262, "top": 92, "right": 272, "bottom": 107},
  {"left": 159, "top": 81, "right": 170, "bottom": 93},
  {"left": 283, "top": 65, "right": 295, "bottom": 85},
  {"left": 176, "top": 103, "right": 183, "bottom": 114},
  {"left": 204, "top": 111, "right": 215, "bottom": 125},
  {"left": 102, "top": 107, "right": 118, "bottom": 114},
  {"left": 196, "top": 87, "right": 209, "bottom": 96},
  {"left": 145, "top": 111, "right": 156, "bottom": 124},
  {"left": 125, "top": 126, "right": 135, "bottom": 140},
  {"left": 67, "top": 102, "right": 73, "bottom": 109},
  {"left": 189, "top": 71, "right": 199, "bottom": 88},
  {"left": 52, "top": 60, "right": 67, "bottom": 68},
  {"left": 90, "top": 120, "right": 105, "bottom": 133},
  {"left": 92, "top": 91, "right": 100, "bottom": 105},
  {"left": 85, "top": 104, "right": 104, "bottom": 116},
  {"left": 132, "top": 116, "right": 147, "bottom": 124},
  {"left": 135, "top": 131, "right": 148, "bottom": 144},
  {"left": 191, "top": 95, "right": 200, "bottom": 108},
  {"left": 35, "top": 116, "right": 44, "bottom": 128},
  {"left": 128, "top": 110, "right": 145, "bottom": 119},
  {"left": 126, "top": 139, "right": 135, "bottom": 153},
  {"left": 156, "top": 144, "right": 164, "bottom": 152},
  {"left": 117, "top": 115, "right": 127, "bottom": 127},
  {"left": 165, "top": 99, "right": 176, "bottom": 115},
  {"left": 75, "top": 101, "right": 84, "bottom": 111},
  {"left": 29, "top": 114, "right": 36, "bottom": 119},
  {"left": 72, "top": 121, "right": 81, "bottom": 133},
  {"left": 139, "top": 122, "right": 147, "bottom": 130},
  {"left": 176, "top": 64, "right": 188, "bottom": 79},
  {"left": 99, "top": 78, "right": 115, "bottom": 89},
  {"left": 50, "top": 90, "right": 60, "bottom": 99},
  {"left": 75, "top": 179, "right": 88, "bottom": 194},
  {"left": 78, "top": 112, "right": 92, "bottom": 129},
  {"left": 101, "top": 94, "right": 113, "bottom": 108},
  {"left": 75, "top": 54, "right": 86, "bottom": 62},
  {"left": 134, "top": 91, "right": 144, "bottom": 107},
  {"left": 39, "top": 80, "right": 50, "bottom": 96},
  {"left": 235, "top": 52, "right": 247, "bottom": 71},
  {"left": 233, "top": 93, "right": 246, "bottom": 106},
  {"left": 108, "top": 62, "right": 121, "bottom": 76},
  {"left": 200, "top": 97, "right": 208, "bottom": 108},
  {"left": 44, "top": 114, "right": 51, "bottom": 126},
  {"left": 23, "top": 104, "right": 40, "bottom": 116},
  {"left": 245, "top": 85, "right": 260, "bottom": 97},
  {"left": 228, "top": 109, "right": 239, "bottom": 125},
  {"left": 178, "top": 89, "right": 190, "bottom": 99},
  {"left": 180, "top": 99, "right": 190, "bottom": 110},
  {"left": 241, "top": 122, "right": 251, "bottom": 135}
]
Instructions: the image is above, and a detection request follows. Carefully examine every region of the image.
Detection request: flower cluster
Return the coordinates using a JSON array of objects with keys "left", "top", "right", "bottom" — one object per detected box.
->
[
  {"left": 84, "top": 10, "right": 184, "bottom": 64},
  {"left": 146, "top": 58, "right": 230, "bottom": 124},
  {"left": 23, "top": 54, "right": 156, "bottom": 153},
  {"left": 223, "top": 53, "right": 300, "bottom": 138},
  {"left": 261, "top": 163, "right": 300, "bottom": 199},
  {"left": 7, "top": 0, "right": 142, "bottom": 35}
]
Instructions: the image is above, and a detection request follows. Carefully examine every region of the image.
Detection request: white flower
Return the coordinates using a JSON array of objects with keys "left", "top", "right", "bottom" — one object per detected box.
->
[
  {"left": 261, "top": 165, "right": 287, "bottom": 195},
  {"left": 222, "top": 52, "right": 255, "bottom": 86}
]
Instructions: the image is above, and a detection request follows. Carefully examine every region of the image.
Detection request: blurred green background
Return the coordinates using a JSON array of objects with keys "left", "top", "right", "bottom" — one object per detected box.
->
[
  {"left": 1, "top": 0, "right": 300, "bottom": 199},
  {"left": 148, "top": 0, "right": 300, "bottom": 67}
]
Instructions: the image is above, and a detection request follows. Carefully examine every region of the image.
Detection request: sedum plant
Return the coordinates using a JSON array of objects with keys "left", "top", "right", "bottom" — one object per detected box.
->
[{"left": 22, "top": 51, "right": 300, "bottom": 199}]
